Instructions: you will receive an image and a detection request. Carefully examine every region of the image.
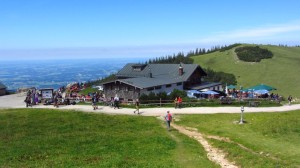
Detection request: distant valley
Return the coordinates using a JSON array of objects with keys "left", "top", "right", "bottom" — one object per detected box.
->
[{"left": 0, "top": 58, "right": 146, "bottom": 91}]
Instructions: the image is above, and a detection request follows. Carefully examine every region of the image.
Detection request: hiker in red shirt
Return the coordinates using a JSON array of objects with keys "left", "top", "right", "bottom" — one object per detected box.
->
[{"left": 177, "top": 96, "right": 182, "bottom": 109}]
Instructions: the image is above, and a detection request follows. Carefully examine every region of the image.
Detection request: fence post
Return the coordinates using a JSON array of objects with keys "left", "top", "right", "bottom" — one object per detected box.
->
[{"left": 160, "top": 98, "right": 162, "bottom": 107}]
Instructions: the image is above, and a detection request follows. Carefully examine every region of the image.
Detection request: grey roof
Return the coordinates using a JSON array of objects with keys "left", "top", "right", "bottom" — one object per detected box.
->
[
  {"left": 103, "top": 63, "right": 207, "bottom": 89},
  {"left": 117, "top": 63, "right": 206, "bottom": 80},
  {"left": 0, "top": 82, "right": 7, "bottom": 89}
]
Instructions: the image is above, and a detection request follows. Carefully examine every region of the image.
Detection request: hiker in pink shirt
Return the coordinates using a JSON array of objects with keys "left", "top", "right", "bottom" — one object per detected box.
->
[{"left": 165, "top": 111, "right": 173, "bottom": 131}]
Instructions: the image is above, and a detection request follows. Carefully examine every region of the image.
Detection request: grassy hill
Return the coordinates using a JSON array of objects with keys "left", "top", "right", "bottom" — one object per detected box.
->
[
  {"left": 192, "top": 44, "right": 300, "bottom": 98},
  {"left": 1, "top": 108, "right": 299, "bottom": 167},
  {"left": 0, "top": 109, "right": 217, "bottom": 167},
  {"left": 178, "top": 111, "right": 300, "bottom": 167}
]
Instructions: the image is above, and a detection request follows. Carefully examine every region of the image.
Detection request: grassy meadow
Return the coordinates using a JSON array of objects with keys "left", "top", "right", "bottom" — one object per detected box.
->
[
  {"left": 0, "top": 108, "right": 217, "bottom": 168},
  {"left": 176, "top": 110, "right": 300, "bottom": 167},
  {"left": 1, "top": 108, "right": 299, "bottom": 167},
  {"left": 192, "top": 44, "right": 300, "bottom": 98}
]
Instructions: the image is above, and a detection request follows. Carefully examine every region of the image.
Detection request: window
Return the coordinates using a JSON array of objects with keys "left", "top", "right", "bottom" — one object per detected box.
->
[
  {"left": 177, "top": 82, "right": 182, "bottom": 86},
  {"left": 132, "top": 64, "right": 146, "bottom": 71},
  {"left": 166, "top": 84, "right": 172, "bottom": 88},
  {"left": 155, "top": 86, "right": 162, "bottom": 90},
  {"left": 128, "top": 86, "right": 134, "bottom": 91},
  {"left": 133, "top": 67, "right": 142, "bottom": 71},
  {"left": 147, "top": 87, "right": 154, "bottom": 91}
]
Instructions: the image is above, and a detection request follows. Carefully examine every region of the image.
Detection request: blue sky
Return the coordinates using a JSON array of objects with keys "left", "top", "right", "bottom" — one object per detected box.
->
[{"left": 1, "top": 0, "right": 300, "bottom": 60}]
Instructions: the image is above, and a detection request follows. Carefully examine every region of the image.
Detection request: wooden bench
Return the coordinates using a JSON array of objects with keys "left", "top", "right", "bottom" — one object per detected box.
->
[
  {"left": 220, "top": 97, "right": 232, "bottom": 104},
  {"left": 249, "top": 101, "right": 259, "bottom": 107}
]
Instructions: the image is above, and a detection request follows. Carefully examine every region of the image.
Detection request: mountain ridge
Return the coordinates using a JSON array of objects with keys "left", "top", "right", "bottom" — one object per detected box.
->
[{"left": 192, "top": 44, "right": 300, "bottom": 97}]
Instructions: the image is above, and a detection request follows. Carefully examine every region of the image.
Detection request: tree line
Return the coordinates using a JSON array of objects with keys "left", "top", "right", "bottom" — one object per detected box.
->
[
  {"left": 145, "top": 43, "right": 242, "bottom": 64},
  {"left": 145, "top": 52, "right": 193, "bottom": 64},
  {"left": 86, "top": 44, "right": 241, "bottom": 87},
  {"left": 186, "top": 43, "right": 241, "bottom": 57}
]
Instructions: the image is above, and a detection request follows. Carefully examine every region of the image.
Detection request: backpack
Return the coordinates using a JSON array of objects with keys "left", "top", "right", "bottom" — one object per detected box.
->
[{"left": 167, "top": 113, "right": 172, "bottom": 121}]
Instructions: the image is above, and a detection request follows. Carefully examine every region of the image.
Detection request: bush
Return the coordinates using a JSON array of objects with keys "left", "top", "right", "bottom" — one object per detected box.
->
[
  {"left": 235, "top": 46, "right": 273, "bottom": 62},
  {"left": 203, "top": 68, "right": 237, "bottom": 85},
  {"left": 169, "top": 89, "right": 187, "bottom": 100},
  {"left": 139, "top": 89, "right": 187, "bottom": 103}
]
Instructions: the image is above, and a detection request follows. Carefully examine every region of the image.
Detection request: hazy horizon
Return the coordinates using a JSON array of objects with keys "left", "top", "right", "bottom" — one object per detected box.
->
[{"left": 0, "top": 57, "right": 148, "bottom": 90}]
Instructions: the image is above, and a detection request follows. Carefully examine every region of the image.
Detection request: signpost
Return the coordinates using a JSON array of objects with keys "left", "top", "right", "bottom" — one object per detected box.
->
[
  {"left": 239, "top": 106, "right": 244, "bottom": 124},
  {"left": 41, "top": 88, "right": 54, "bottom": 99}
]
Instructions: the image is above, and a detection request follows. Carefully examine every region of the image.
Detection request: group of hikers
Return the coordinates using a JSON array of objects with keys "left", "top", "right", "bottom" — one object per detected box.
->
[
  {"left": 23, "top": 87, "right": 173, "bottom": 130},
  {"left": 174, "top": 96, "right": 183, "bottom": 109},
  {"left": 24, "top": 89, "right": 39, "bottom": 107},
  {"left": 93, "top": 94, "right": 140, "bottom": 114},
  {"left": 22, "top": 87, "right": 293, "bottom": 132}
]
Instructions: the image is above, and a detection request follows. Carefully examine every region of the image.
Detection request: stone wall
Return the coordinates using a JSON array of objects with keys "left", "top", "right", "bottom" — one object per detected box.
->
[
  {"left": 0, "top": 89, "right": 6, "bottom": 96},
  {"left": 103, "top": 82, "right": 140, "bottom": 101}
]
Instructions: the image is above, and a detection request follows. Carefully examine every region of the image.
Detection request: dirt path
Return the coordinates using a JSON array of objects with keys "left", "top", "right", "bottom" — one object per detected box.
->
[
  {"left": 1, "top": 94, "right": 300, "bottom": 116},
  {"left": 171, "top": 123, "right": 238, "bottom": 168}
]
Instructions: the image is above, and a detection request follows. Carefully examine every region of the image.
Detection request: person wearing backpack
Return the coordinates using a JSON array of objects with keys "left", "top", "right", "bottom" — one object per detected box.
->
[
  {"left": 165, "top": 111, "right": 173, "bottom": 131},
  {"left": 92, "top": 94, "right": 98, "bottom": 110},
  {"left": 288, "top": 95, "right": 292, "bottom": 105}
]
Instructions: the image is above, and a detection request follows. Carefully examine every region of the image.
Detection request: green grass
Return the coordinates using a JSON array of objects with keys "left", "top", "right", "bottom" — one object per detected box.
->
[
  {"left": 0, "top": 108, "right": 217, "bottom": 167},
  {"left": 192, "top": 44, "right": 300, "bottom": 98},
  {"left": 2, "top": 108, "right": 299, "bottom": 167},
  {"left": 175, "top": 110, "right": 300, "bottom": 167}
]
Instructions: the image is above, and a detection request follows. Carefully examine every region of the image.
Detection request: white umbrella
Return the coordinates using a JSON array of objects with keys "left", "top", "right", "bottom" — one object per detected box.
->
[
  {"left": 254, "top": 89, "right": 269, "bottom": 94},
  {"left": 201, "top": 90, "right": 220, "bottom": 95}
]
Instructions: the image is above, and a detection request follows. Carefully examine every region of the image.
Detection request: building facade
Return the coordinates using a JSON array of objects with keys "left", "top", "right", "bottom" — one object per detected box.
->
[{"left": 102, "top": 63, "right": 207, "bottom": 101}]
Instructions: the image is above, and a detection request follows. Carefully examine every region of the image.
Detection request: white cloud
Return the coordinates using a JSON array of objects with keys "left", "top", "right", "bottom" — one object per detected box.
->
[{"left": 198, "top": 21, "right": 300, "bottom": 44}]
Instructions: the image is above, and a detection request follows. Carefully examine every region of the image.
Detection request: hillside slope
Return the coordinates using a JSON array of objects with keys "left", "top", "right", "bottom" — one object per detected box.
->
[{"left": 192, "top": 44, "right": 300, "bottom": 98}]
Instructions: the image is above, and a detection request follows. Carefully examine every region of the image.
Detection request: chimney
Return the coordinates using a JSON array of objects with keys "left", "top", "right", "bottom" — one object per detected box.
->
[
  {"left": 148, "top": 67, "right": 152, "bottom": 78},
  {"left": 179, "top": 63, "right": 183, "bottom": 76}
]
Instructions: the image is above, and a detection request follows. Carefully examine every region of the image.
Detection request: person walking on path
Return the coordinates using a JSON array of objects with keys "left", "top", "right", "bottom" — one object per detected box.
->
[
  {"left": 177, "top": 96, "right": 182, "bottom": 109},
  {"left": 288, "top": 95, "right": 293, "bottom": 105},
  {"left": 53, "top": 94, "right": 59, "bottom": 108},
  {"left": 133, "top": 99, "right": 140, "bottom": 114},
  {"left": 114, "top": 95, "right": 119, "bottom": 109},
  {"left": 174, "top": 97, "right": 178, "bottom": 109},
  {"left": 24, "top": 95, "right": 32, "bottom": 108},
  {"left": 34, "top": 92, "right": 39, "bottom": 105},
  {"left": 165, "top": 111, "right": 173, "bottom": 131},
  {"left": 92, "top": 94, "right": 98, "bottom": 110}
]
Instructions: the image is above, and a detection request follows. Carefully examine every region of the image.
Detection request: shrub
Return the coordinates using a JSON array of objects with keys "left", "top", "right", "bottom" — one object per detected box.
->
[
  {"left": 139, "top": 89, "right": 187, "bottom": 103},
  {"left": 203, "top": 68, "right": 237, "bottom": 85},
  {"left": 235, "top": 46, "right": 273, "bottom": 62}
]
